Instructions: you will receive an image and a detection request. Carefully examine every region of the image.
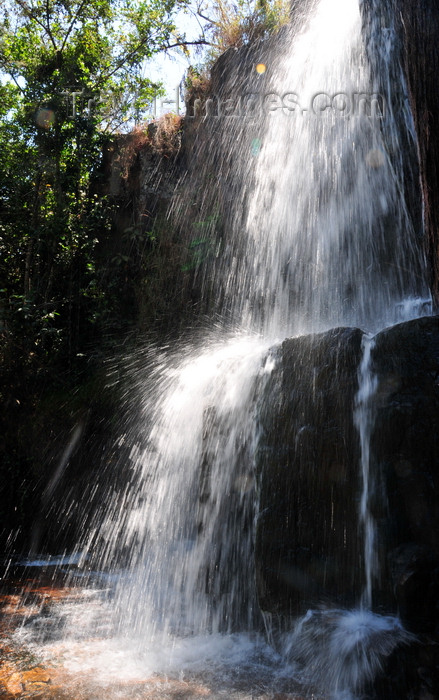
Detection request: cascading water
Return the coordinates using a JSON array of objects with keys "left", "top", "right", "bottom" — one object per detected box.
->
[
  {"left": 14, "top": 0, "right": 433, "bottom": 697},
  {"left": 355, "top": 336, "right": 378, "bottom": 610},
  {"left": 176, "top": 0, "right": 429, "bottom": 336},
  {"left": 234, "top": 0, "right": 426, "bottom": 336},
  {"left": 104, "top": 337, "right": 274, "bottom": 638}
]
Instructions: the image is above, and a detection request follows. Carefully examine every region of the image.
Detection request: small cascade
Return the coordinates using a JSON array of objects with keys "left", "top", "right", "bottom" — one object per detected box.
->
[
  {"left": 355, "top": 336, "right": 378, "bottom": 609},
  {"left": 353, "top": 295, "right": 432, "bottom": 611},
  {"left": 281, "top": 608, "right": 412, "bottom": 699},
  {"left": 84, "top": 336, "right": 276, "bottom": 639}
]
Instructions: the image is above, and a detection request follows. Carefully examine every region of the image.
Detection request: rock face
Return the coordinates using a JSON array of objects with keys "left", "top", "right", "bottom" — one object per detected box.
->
[
  {"left": 395, "top": 1, "right": 439, "bottom": 307},
  {"left": 256, "top": 327, "right": 364, "bottom": 617},
  {"left": 256, "top": 316, "right": 439, "bottom": 629},
  {"left": 371, "top": 316, "right": 439, "bottom": 633},
  {"left": 255, "top": 316, "right": 439, "bottom": 696},
  {"left": 362, "top": 0, "right": 439, "bottom": 305}
]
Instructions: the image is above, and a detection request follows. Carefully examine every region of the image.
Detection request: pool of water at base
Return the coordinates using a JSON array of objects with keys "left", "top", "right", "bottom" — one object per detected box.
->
[{"left": 0, "top": 563, "right": 322, "bottom": 700}]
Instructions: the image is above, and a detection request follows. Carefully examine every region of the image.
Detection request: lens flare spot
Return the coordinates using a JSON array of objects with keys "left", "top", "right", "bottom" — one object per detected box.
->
[
  {"left": 255, "top": 63, "right": 266, "bottom": 74},
  {"left": 36, "top": 108, "right": 55, "bottom": 129},
  {"left": 251, "top": 138, "right": 262, "bottom": 156}
]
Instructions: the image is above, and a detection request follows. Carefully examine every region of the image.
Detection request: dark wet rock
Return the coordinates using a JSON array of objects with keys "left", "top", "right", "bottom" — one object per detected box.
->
[
  {"left": 256, "top": 316, "right": 439, "bottom": 629},
  {"left": 387, "top": 544, "right": 439, "bottom": 635},
  {"left": 255, "top": 326, "right": 364, "bottom": 617},
  {"left": 370, "top": 316, "right": 439, "bottom": 630},
  {"left": 368, "top": 637, "right": 439, "bottom": 700},
  {"left": 255, "top": 316, "right": 439, "bottom": 697}
]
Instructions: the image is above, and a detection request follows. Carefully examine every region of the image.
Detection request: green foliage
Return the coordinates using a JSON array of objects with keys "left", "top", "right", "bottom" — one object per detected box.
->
[
  {"left": 0, "top": 0, "right": 188, "bottom": 383},
  {"left": 0, "top": 0, "right": 195, "bottom": 551},
  {"left": 0, "top": 0, "right": 185, "bottom": 129}
]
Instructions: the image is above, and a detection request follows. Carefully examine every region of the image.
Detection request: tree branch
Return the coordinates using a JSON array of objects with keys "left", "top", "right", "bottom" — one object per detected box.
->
[
  {"left": 161, "top": 38, "right": 212, "bottom": 51},
  {"left": 196, "top": 6, "right": 219, "bottom": 27},
  {"left": 96, "top": 36, "right": 212, "bottom": 89},
  {"left": 61, "top": 0, "right": 88, "bottom": 52},
  {"left": 13, "top": 0, "right": 58, "bottom": 50},
  {"left": 4, "top": 71, "right": 26, "bottom": 94}
]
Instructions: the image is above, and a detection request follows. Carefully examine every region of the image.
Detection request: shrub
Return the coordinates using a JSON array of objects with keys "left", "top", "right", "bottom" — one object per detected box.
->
[
  {"left": 116, "top": 113, "right": 183, "bottom": 179},
  {"left": 150, "top": 112, "right": 183, "bottom": 156},
  {"left": 202, "top": 0, "right": 290, "bottom": 56}
]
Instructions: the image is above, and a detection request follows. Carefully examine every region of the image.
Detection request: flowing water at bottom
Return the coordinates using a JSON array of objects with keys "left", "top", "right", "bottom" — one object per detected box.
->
[
  {"left": 3, "top": 561, "right": 411, "bottom": 700},
  {"left": 2, "top": 303, "right": 430, "bottom": 700},
  {"left": 3, "top": 555, "right": 412, "bottom": 699}
]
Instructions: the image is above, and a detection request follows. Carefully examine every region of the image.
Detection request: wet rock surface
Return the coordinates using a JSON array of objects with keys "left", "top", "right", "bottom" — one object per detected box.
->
[
  {"left": 256, "top": 326, "right": 365, "bottom": 617},
  {"left": 370, "top": 316, "right": 439, "bottom": 631},
  {"left": 255, "top": 316, "right": 439, "bottom": 697},
  {"left": 367, "top": 316, "right": 439, "bottom": 697}
]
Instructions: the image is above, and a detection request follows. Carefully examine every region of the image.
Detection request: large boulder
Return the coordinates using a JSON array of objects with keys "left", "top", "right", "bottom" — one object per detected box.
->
[
  {"left": 256, "top": 326, "right": 364, "bottom": 617},
  {"left": 256, "top": 316, "right": 439, "bottom": 631},
  {"left": 255, "top": 316, "right": 439, "bottom": 697},
  {"left": 371, "top": 315, "right": 439, "bottom": 633}
]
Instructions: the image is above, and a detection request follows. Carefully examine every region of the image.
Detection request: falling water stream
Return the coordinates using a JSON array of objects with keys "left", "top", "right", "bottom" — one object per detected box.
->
[
  {"left": 355, "top": 336, "right": 378, "bottom": 610},
  {"left": 10, "top": 0, "right": 433, "bottom": 697}
]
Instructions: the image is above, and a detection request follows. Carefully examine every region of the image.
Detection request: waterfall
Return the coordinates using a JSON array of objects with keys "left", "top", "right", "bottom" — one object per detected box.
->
[
  {"left": 20, "top": 0, "right": 433, "bottom": 697},
  {"left": 97, "top": 0, "right": 429, "bottom": 630},
  {"left": 107, "top": 336, "right": 275, "bottom": 638},
  {"left": 355, "top": 336, "right": 378, "bottom": 609},
  {"left": 88, "top": 0, "right": 427, "bottom": 656},
  {"left": 176, "top": 0, "right": 429, "bottom": 336}
]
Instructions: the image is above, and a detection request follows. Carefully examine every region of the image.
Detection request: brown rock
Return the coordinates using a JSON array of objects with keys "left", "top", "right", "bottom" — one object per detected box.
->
[
  {"left": 22, "top": 666, "right": 51, "bottom": 686},
  {"left": 4, "top": 672, "right": 23, "bottom": 695}
]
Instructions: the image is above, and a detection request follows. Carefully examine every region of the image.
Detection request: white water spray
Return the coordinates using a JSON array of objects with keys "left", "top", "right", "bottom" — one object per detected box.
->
[
  {"left": 215, "top": 0, "right": 428, "bottom": 336},
  {"left": 98, "top": 0, "right": 427, "bottom": 680}
]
